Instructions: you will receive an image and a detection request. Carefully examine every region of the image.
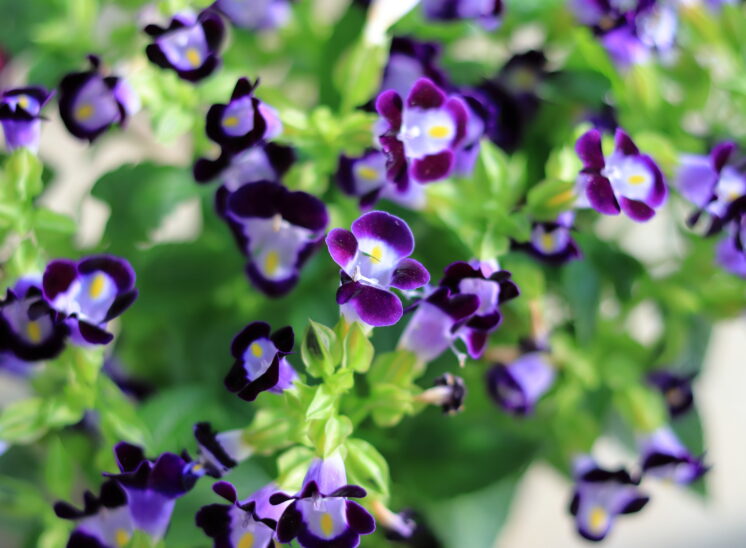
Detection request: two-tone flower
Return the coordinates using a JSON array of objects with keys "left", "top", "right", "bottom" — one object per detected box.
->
[
  {"left": 415, "top": 373, "right": 467, "bottom": 415},
  {"left": 42, "top": 255, "right": 137, "bottom": 345},
  {"left": 421, "top": 0, "right": 504, "bottom": 29},
  {"left": 376, "top": 78, "right": 468, "bottom": 185},
  {"left": 270, "top": 453, "right": 376, "bottom": 547},
  {"left": 0, "top": 86, "right": 53, "bottom": 152},
  {"left": 647, "top": 369, "right": 695, "bottom": 417},
  {"left": 716, "top": 228, "right": 746, "bottom": 278},
  {"left": 326, "top": 211, "right": 429, "bottom": 327},
  {"left": 145, "top": 10, "right": 225, "bottom": 81},
  {"left": 224, "top": 321, "right": 296, "bottom": 402},
  {"left": 196, "top": 481, "right": 290, "bottom": 547},
  {"left": 515, "top": 211, "right": 582, "bottom": 264},
  {"left": 380, "top": 36, "right": 449, "bottom": 99},
  {"left": 639, "top": 427, "right": 708, "bottom": 485},
  {"left": 193, "top": 422, "right": 254, "bottom": 478},
  {"left": 486, "top": 350, "right": 555, "bottom": 416},
  {"left": 568, "top": 456, "right": 649, "bottom": 542},
  {"left": 212, "top": 0, "right": 294, "bottom": 31},
  {"left": 576, "top": 128, "right": 667, "bottom": 221},
  {"left": 194, "top": 141, "right": 295, "bottom": 189},
  {"left": 58, "top": 56, "right": 139, "bottom": 143},
  {"left": 226, "top": 181, "right": 328, "bottom": 296}
]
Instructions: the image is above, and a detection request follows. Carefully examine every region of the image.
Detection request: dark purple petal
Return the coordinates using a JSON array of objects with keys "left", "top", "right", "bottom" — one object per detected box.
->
[
  {"left": 390, "top": 258, "right": 430, "bottom": 290},
  {"left": 463, "top": 329, "right": 489, "bottom": 359},
  {"left": 445, "top": 96, "right": 469, "bottom": 147},
  {"left": 328, "top": 485, "right": 367, "bottom": 498},
  {"left": 575, "top": 129, "right": 605, "bottom": 171},
  {"left": 150, "top": 452, "right": 191, "bottom": 497},
  {"left": 326, "top": 228, "right": 359, "bottom": 269},
  {"left": 346, "top": 501, "right": 376, "bottom": 534},
  {"left": 712, "top": 141, "right": 736, "bottom": 173},
  {"left": 270, "top": 326, "right": 294, "bottom": 353},
  {"left": 614, "top": 128, "right": 639, "bottom": 156},
  {"left": 42, "top": 259, "right": 77, "bottom": 301},
  {"left": 338, "top": 282, "right": 403, "bottom": 327},
  {"left": 586, "top": 174, "right": 620, "bottom": 215},
  {"left": 212, "top": 481, "right": 238, "bottom": 502},
  {"left": 269, "top": 492, "right": 295, "bottom": 505},
  {"left": 275, "top": 502, "right": 302, "bottom": 543},
  {"left": 114, "top": 442, "right": 146, "bottom": 473},
  {"left": 407, "top": 78, "right": 446, "bottom": 109},
  {"left": 77, "top": 321, "right": 114, "bottom": 345},
  {"left": 103, "top": 289, "right": 138, "bottom": 322},
  {"left": 351, "top": 211, "right": 414, "bottom": 258},
  {"left": 375, "top": 90, "right": 403, "bottom": 130},
  {"left": 195, "top": 503, "right": 232, "bottom": 539},
  {"left": 620, "top": 495, "right": 649, "bottom": 514},
  {"left": 228, "top": 181, "right": 281, "bottom": 219},
  {"left": 237, "top": 355, "right": 281, "bottom": 401},
  {"left": 280, "top": 190, "right": 329, "bottom": 232},
  {"left": 411, "top": 151, "right": 454, "bottom": 183},
  {"left": 619, "top": 197, "right": 655, "bottom": 221},
  {"left": 640, "top": 155, "right": 667, "bottom": 208}
]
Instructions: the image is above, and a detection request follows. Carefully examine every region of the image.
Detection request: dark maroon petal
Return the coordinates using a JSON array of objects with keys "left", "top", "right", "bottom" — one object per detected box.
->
[
  {"left": 212, "top": 481, "right": 238, "bottom": 502},
  {"left": 113, "top": 442, "right": 146, "bottom": 473},
  {"left": 231, "top": 321, "right": 272, "bottom": 359},
  {"left": 237, "top": 355, "right": 281, "bottom": 401},
  {"left": 445, "top": 96, "right": 469, "bottom": 147},
  {"left": 390, "top": 258, "right": 430, "bottom": 290},
  {"left": 351, "top": 211, "right": 414, "bottom": 258},
  {"left": 614, "top": 128, "right": 639, "bottom": 156},
  {"left": 379, "top": 134, "right": 407, "bottom": 185},
  {"left": 427, "top": 287, "right": 480, "bottom": 319},
  {"left": 275, "top": 502, "right": 302, "bottom": 543},
  {"left": 270, "top": 326, "right": 294, "bottom": 353},
  {"left": 575, "top": 129, "right": 605, "bottom": 171},
  {"left": 641, "top": 155, "right": 667, "bottom": 208},
  {"left": 280, "top": 190, "right": 328, "bottom": 231},
  {"left": 407, "top": 78, "right": 446, "bottom": 109},
  {"left": 619, "top": 197, "right": 655, "bottom": 221},
  {"left": 326, "top": 228, "right": 358, "bottom": 269},
  {"left": 375, "top": 90, "right": 403, "bottom": 130},
  {"left": 347, "top": 284, "right": 403, "bottom": 327},
  {"left": 42, "top": 259, "right": 78, "bottom": 301},
  {"left": 227, "top": 181, "right": 281, "bottom": 219},
  {"left": 346, "top": 501, "right": 376, "bottom": 534},
  {"left": 104, "top": 289, "right": 138, "bottom": 322},
  {"left": 411, "top": 151, "right": 454, "bottom": 183},
  {"left": 328, "top": 485, "right": 367, "bottom": 498},
  {"left": 586, "top": 174, "right": 620, "bottom": 215},
  {"left": 464, "top": 329, "right": 489, "bottom": 359},
  {"left": 78, "top": 321, "right": 114, "bottom": 345},
  {"left": 712, "top": 141, "right": 736, "bottom": 173}
]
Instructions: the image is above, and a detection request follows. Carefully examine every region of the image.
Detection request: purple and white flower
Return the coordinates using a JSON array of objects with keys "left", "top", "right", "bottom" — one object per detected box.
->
[
  {"left": 271, "top": 453, "right": 376, "bottom": 548},
  {"left": 647, "top": 369, "right": 695, "bottom": 417},
  {"left": 0, "top": 86, "right": 53, "bottom": 152},
  {"left": 194, "top": 142, "right": 295, "bottom": 188},
  {"left": 568, "top": 456, "right": 649, "bottom": 542},
  {"left": 212, "top": 0, "right": 294, "bottom": 31},
  {"left": 42, "top": 255, "right": 138, "bottom": 346},
  {"left": 376, "top": 78, "right": 469, "bottom": 185},
  {"left": 193, "top": 422, "right": 254, "bottom": 478},
  {"left": 226, "top": 181, "right": 328, "bottom": 296},
  {"left": 515, "top": 211, "right": 582, "bottom": 264},
  {"left": 716, "top": 227, "right": 746, "bottom": 278},
  {"left": 145, "top": 10, "right": 225, "bottom": 82},
  {"left": 224, "top": 321, "right": 296, "bottom": 402},
  {"left": 639, "top": 427, "right": 708, "bottom": 484},
  {"left": 326, "top": 211, "right": 429, "bottom": 327},
  {"left": 380, "top": 36, "right": 449, "bottom": 99},
  {"left": 486, "top": 351, "right": 555, "bottom": 415},
  {"left": 196, "top": 481, "right": 290, "bottom": 547},
  {"left": 58, "top": 56, "right": 139, "bottom": 143},
  {"left": 421, "top": 0, "right": 504, "bottom": 29},
  {"left": 415, "top": 373, "right": 467, "bottom": 415},
  {"left": 575, "top": 128, "right": 667, "bottom": 221}
]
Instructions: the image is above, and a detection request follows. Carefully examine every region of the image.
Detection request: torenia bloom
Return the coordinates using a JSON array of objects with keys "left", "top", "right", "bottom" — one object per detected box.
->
[
  {"left": 193, "top": 422, "right": 254, "bottom": 478},
  {"left": 42, "top": 255, "right": 138, "bottom": 345},
  {"left": 205, "top": 78, "right": 282, "bottom": 153},
  {"left": 380, "top": 37, "right": 449, "bottom": 99},
  {"left": 194, "top": 142, "right": 295, "bottom": 188},
  {"left": 640, "top": 427, "right": 709, "bottom": 485},
  {"left": 0, "top": 278, "right": 67, "bottom": 362},
  {"left": 103, "top": 442, "right": 199, "bottom": 540},
  {"left": 196, "top": 482, "right": 290, "bottom": 548},
  {"left": 647, "top": 369, "right": 695, "bottom": 417},
  {"left": 716, "top": 228, "right": 746, "bottom": 278},
  {"left": 213, "top": 0, "right": 294, "bottom": 30},
  {"left": 486, "top": 351, "right": 555, "bottom": 415},
  {"left": 227, "top": 181, "right": 328, "bottom": 296},
  {"left": 224, "top": 321, "right": 296, "bottom": 402},
  {"left": 516, "top": 211, "right": 582, "bottom": 264},
  {"left": 271, "top": 453, "right": 376, "bottom": 547},
  {"left": 421, "top": 0, "right": 504, "bottom": 29},
  {"left": 0, "top": 86, "right": 53, "bottom": 152},
  {"left": 326, "top": 211, "right": 430, "bottom": 327},
  {"left": 145, "top": 10, "right": 225, "bottom": 81},
  {"left": 576, "top": 128, "right": 667, "bottom": 221},
  {"left": 568, "top": 456, "right": 649, "bottom": 542},
  {"left": 377, "top": 78, "right": 468, "bottom": 185},
  {"left": 54, "top": 479, "right": 135, "bottom": 548},
  {"left": 58, "top": 56, "right": 140, "bottom": 143},
  {"left": 416, "top": 373, "right": 467, "bottom": 415}
]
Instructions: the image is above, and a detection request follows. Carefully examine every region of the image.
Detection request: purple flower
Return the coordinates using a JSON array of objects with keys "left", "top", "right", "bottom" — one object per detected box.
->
[
  {"left": 226, "top": 181, "right": 328, "bottom": 296},
  {"left": 380, "top": 37, "right": 449, "bottom": 99},
  {"left": 193, "top": 422, "right": 254, "bottom": 478},
  {"left": 271, "top": 453, "right": 376, "bottom": 548},
  {"left": 42, "top": 255, "right": 138, "bottom": 346},
  {"left": 102, "top": 443, "right": 199, "bottom": 540},
  {"left": 439, "top": 260, "right": 520, "bottom": 358},
  {"left": 196, "top": 481, "right": 291, "bottom": 547},
  {"left": 212, "top": 0, "right": 294, "bottom": 30},
  {"left": 575, "top": 128, "right": 667, "bottom": 221},
  {"left": 58, "top": 56, "right": 139, "bottom": 143},
  {"left": 416, "top": 373, "right": 467, "bottom": 415},
  {"left": 568, "top": 456, "right": 649, "bottom": 542},
  {"left": 0, "top": 278, "right": 67, "bottom": 362},
  {"left": 452, "top": 92, "right": 488, "bottom": 177},
  {"left": 640, "top": 427, "right": 709, "bottom": 484},
  {"left": 194, "top": 142, "right": 295, "bottom": 188},
  {"left": 647, "top": 369, "right": 695, "bottom": 417},
  {"left": 0, "top": 86, "right": 53, "bottom": 152},
  {"left": 421, "top": 0, "right": 504, "bottom": 29},
  {"left": 224, "top": 321, "right": 296, "bottom": 402},
  {"left": 376, "top": 78, "right": 469, "bottom": 186},
  {"left": 326, "top": 211, "right": 429, "bottom": 327},
  {"left": 55, "top": 479, "right": 135, "bottom": 548},
  {"left": 716, "top": 228, "right": 746, "bottom": 278},
  {"left": 515, "top": 211, "right": 582, "bottom": 264},
  {"left": 487, "top": 351, "right": 555, "bottom": 415},
  {"left": 144, "top": 10, "right": 225, "bottom": 82}
]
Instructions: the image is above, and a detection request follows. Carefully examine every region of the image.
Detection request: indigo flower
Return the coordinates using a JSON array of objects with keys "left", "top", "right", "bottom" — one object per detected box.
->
[
  {"left": 416, "top": 373, "right": 467, "bottom": 415},
  {"left": 58, "top": 55, "right": 139, "bottom": 143},
  {"left": 145, "top": 10, "right": 225, "bottom": 82},
  {"left": 421, "top": 0, "right": 504, "bottom": 29},
  {"left": 486, "top": 351, "right": 555, "bottom": 415},
  {"left": 194, "top": 142, "right": 295, "bottom": 189},
  {"left": 42, "top": 255, "right": 137, "bottom": 346},
  {"left": 515, "top": 211, "right": 582, "bottom": 264},
  {"left": 439, "top": 260, "right": 520, "bottom": 358},
  {"left": 193, "top": 422, "right": 254, "bottom": 478},
  {"left": 376, "top": 78, "right": 469, "bottom": 185},
  {"left": 54, "top": 479, "right": 135, "bottom": 548},
  {"left": 716, "top": 228, "right": 746, "bottom": 278},
  {"left": 271, "top": 453, "right": 376, "bottom": 547},
  {"left": 213, "top": 0, "right": 294, "bottom": 30},
  {"left": 640, "top": 427, "right": 709, "bottom": 484},
  {"left": 576, "top": 128, "right": 667, "bottom": 221},
  {"left": 380, "top": 37, "right": 449, "bottom": 99},
  {"left": 647, "top": 369, "right": 695, "bottom": 417},
  {"left": 568, "top": 456, "right": 649, "bottom": 542},
  {"left": 0, "top": 278, "right": 67, "bottom": 362},
  {"left": 196, "top": 481, "right": 290, "bottom": 547},
  {"left": 226, "top": 181, "right": 328, "bottom": 296},
  {"left": 326, "top": 211, "right": 429, "bottom": 327},
  {"left": 0, "top": 86, "right": 53, "bottom": 152},
  {"left": 224, "top": 321, "right": 296, "bottom": 402},
  {"left": 452, "top": 92, "right": 488, "bottom": 177},
  {"left": 103, "top": 442, "right": 199, "bottom": 540}
]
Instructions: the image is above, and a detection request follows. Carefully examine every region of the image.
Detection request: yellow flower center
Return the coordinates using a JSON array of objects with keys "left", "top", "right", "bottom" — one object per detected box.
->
[
  {"left": 238, "top": 532, "right": 255, "bottom": 548},
  {"left": 89, "top": 273, "right": 107, "bottom": 299},
  {"left": 628, "top": 174, "right": 646, "bottom": 185},
  {"left": 76, "top": 104, "right": 95, "bottom": 121},
  {"left": 223, "top": 115, "right": 239, "bottom": 128},
  {"left": 264, "top": 250, "right": 280, "bottom": 276},
  {"left": 540, "top": 233, "right": 555, "bottom": 251},
  {"left": 18, "top": 95, "right": 30, "bottom": 109},
  {"left": 320, "top": 512, "right": 334, "bottom": 537},
  {"left": 357, "top": 166, "right": 379, "bottom": 181},
  {"left": 115, "top": 529, "right": 130, "bottom": 547},
  {"left": 369, "top": 245, "right": 383, "bottom": 264},
  {"left": 250, "top": 342, "right": 263, "bottom": 358},
  {"left": 588, "top": 506, "right": 608, "bottom": 534},
  {"left": 26, "top": 321, "right": 42, "bottom": 343},
  {"left": 427, "top": 125, "right": 450, "bottom": 139},
  {"left": 186, "top": 47, "right": 202, "bottom": 68}
]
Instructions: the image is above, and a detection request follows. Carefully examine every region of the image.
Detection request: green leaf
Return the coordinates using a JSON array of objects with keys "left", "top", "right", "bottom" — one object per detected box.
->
[
  {"left": 525, "top": 179, "right": 576, "bottom": 221},
  {"left": 305, "top": 384, "right": 337, "bottom": 421},
  {"left": 43, "top": 436, "right": 74, "bottom": 499},
  {"left": 341, "top": 322, "right": 374, "bottom": 373},
  {"left": 367, "top": 350, "right": 419, "bottom": 387},
  {"left": 344, "top": 438, "right": 390, "bottom": 498},
  {"left": 562, "top": 258, "right": 601, "bottom": 343},
  {"left": 301, "top": 320, "right": 340, "bottom": 378},
  {"left": 335, "top": 38, "right": 388, "bottom": 112},
  {"left": 308, "top": 415, "right": 353, "bottom": 458},
  {"left": 276, "top": 446, "right": 316, "bottom": 491},
  {"left": 614, "top": 385, "right": 667, "bottom": 433},
  {"left": 5, "top": 148, "right": 43, "bottom": 203},
  {"left": 370, "top": 384, "right": 415, "bottom": 428}
]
